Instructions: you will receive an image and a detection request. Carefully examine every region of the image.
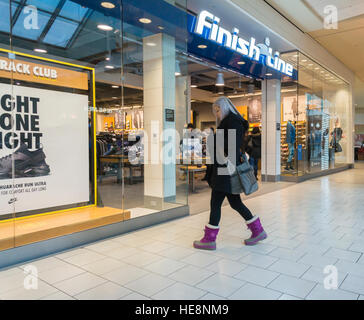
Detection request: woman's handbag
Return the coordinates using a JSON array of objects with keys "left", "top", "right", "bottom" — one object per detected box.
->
[{"left": 229, "top": 155, "right": 258, "bottom": 195}]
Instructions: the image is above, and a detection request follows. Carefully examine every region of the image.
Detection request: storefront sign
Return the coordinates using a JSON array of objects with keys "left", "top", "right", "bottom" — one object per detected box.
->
[
  {"left": 194, "top": 10, "right": 294, "bottom": 77},
  {"left": 0, "top": 56, "right": 89, "bottom": 90},
  {"left": 165, "top": 109, "right": 175, "bottom": 122},
  {"left": 0, "top": 83, "right": 89, "bottom": 216}
]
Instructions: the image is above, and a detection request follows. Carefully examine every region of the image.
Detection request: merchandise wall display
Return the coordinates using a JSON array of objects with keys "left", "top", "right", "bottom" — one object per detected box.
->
[{"left": 0, "top": 83, "right": 90, "bottom": 216}]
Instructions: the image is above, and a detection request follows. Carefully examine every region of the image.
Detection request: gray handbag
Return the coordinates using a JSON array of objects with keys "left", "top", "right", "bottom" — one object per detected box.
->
[{"left": 229, "top": 156, "right": 259, "bottom": 195}]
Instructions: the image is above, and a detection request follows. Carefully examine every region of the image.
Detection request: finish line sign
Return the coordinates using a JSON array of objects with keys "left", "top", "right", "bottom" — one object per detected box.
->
[{"left": 192, "top": 10, "right": 294, "bottom": 77}]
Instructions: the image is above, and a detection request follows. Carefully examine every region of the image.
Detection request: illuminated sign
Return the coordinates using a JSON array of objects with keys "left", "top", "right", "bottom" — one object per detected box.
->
[{"left": 194, "top": 10, "right": 294, "bottom": 77}]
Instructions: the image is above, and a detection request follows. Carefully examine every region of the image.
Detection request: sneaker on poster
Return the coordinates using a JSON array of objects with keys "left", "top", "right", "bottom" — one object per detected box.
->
[{"left": 0, "top": 143, "right": 51, "bottom": 180}]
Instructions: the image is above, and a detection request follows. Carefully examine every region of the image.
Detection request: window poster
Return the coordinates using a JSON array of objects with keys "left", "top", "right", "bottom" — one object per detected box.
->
[
  {"left": 282, "top": 95, "right": 306, "bottom": 122},
  {"left": 248, "top": 98, "right": 262, "bottom": 123},
  {"left": 0, "top": 83, "right": 89, "bottom": 216}
]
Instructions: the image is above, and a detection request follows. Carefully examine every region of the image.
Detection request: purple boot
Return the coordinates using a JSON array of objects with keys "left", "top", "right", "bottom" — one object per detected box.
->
[
  {"left": 193, "top": 225, "right": 219, "bottom": 250},
  {"left": 244, "top": 216, "right": 267, "bottom": 246}
]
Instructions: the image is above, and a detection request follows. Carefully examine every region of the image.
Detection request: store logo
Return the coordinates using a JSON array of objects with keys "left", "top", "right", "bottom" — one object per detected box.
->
[
  {"left": 194, "top": 10, "right": 294, "bottom": 77},
  {"left": 8, "top": 197, "right": 17, "bottom": 204}
]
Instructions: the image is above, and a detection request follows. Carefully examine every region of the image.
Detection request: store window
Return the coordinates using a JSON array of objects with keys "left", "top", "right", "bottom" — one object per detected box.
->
[
  {"left": 281, "top": 51, "right": 351, "bottom": 178},
  {"left": 0, "top": 0, "right": 188, "bottom": 253}
]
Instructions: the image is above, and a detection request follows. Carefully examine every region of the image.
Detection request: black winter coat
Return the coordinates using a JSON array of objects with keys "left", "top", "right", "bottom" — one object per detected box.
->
[
  {"left": 205, "top": 112, "right": 249, "bottom": 194},
  {"left": 248, "top": 133, "right": 262, "bottom": 160}
]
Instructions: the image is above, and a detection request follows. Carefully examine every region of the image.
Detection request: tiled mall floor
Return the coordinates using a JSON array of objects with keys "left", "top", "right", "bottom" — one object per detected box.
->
[{"left": 1, "top": 163, "right": 364, "bottom": 300}]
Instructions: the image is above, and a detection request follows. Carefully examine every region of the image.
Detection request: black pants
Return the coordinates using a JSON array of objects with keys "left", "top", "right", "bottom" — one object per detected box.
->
[{"left": 209, "top": 189, "right": 254, "bottom": 226}]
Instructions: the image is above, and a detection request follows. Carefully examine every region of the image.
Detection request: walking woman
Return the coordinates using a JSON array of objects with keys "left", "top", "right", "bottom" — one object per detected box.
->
[{"left": 193, "top": 97, "right": 267, "bottom": 250}]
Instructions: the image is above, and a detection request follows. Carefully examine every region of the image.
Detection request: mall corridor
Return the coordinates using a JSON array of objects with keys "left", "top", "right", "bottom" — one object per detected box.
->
[{"left": 1, "top": 164, "right": 364, "bottom": 300}]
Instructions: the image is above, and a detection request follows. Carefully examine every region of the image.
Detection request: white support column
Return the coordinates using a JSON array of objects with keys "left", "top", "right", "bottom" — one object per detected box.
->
[
  {"left": 143, "top": 33, "right": 176, "bottom": 208},
  {"left": 261, "top": 79, "right": 281, "bottom": 181}
]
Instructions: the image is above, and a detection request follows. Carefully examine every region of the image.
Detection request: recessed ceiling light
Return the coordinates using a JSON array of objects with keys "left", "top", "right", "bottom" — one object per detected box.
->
[
  {"left": 112, "top": 85, "right": 119, "bottom": 88},
  {"left": 105, "top": 65, "right": 114, "bottom": 69},
  {"left": 101, "top": 2, "right": 115, "bottom": 9},
  {"left": 97, "top": 24, "right": 113, "bottom": 31},
  {"left": 146, "top": 42, "right": 156, "bottom": 47},
  {"left": 237, "top": 61, "right": 246, "bottom": 65},
  {"left": 175, "top": 72, "right": 181, "bottom": 76},
  {"left": 34, "top": 48, "right": 47, "bottom": 53},
  {"left": 191, "top": 85, "right": 198, "bottom": 88},
  {"left": 265, "top": 73, "right": 273, "bottom": 76},
  {"left": 112, "top": 97, "right": 118, "bottom": 99},
  {"left": 139, "top": 18, "right": 152, "bottom": 24},
  {"left": 301, "top": 59, "right": 307, "bottom": 62},
  {"left": 105, "top": 57, "right": 110, "bottom": 61},
  {"left": 158, "top": 26, "right": 164, "bottom": 30},
  {"left": 198, "top": 44, "right": 207, "bottom": 49}
]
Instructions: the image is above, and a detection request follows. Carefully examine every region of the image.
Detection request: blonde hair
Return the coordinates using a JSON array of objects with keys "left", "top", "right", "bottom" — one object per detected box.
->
[{"left": 213, "top": 96, "right": 241, "bottom": 125}]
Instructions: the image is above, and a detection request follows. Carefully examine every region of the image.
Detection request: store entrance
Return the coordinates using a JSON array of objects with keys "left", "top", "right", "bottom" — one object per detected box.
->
[{"left": 186, "top": 58, "right": 263, "bottom": 213}]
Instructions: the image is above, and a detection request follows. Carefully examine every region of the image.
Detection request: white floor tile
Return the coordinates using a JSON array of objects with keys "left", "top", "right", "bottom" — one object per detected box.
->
[
  {"left": 53, "top": 272, "right": 106, "bottom": 296},
  {"left": 278, "top": 294, "right": 303, "bottom": 300},
  {"left": 181, "top": 252, "right": 221, "bottom": 268},
  {"left": 306, "top": 284, "right": 358, "bottom": 300},
  {"left": 37, "top": 264, "right": 85, "bottom": 284},
  {"left": 19, "top": 257, "right": 69, "bottom": 272},
  {"left": 81, "top": 258, "right": 126, "bottom": 275},
  {"left": 168, "top": 265, "right": 215, "bottom": 286},
  {"left": 349, "top": 241, "right": 364, "bottom": 253},
  {"left": 41, "top": 291, "right": 75, "bottom": 300},
  {"left": 335, "top": 260, "right": 364, "bottom": 278},
  {"left": 206, "top": 259, "right": 247, "bottom": 277},
  {"left": 359, "top": 295, "right": 364, "bottom": 300},
  {"left": 234, "top": 265, "right": 279, "bottom": 287},
  {"left": 239, "top": 253, "right": 278, "bottom": 269},
  {"left": 199, "top": 293, "right": 227, "bottom": 300},
  {"left": 324, "top": 248, "right": 361, "bottom": 262},
  {"left": 268, "top": 248, "right": 307, "bottom": 262},
  {"left": 196, "top": 274, "right": 245, "bottom": 298},
  {"left": 268, "top": 259, "right": 311, "bottom": 278},
  {"left": 228, "top": 283, "right": 281, "bottom": 300},
  {"left": 139, "top": 241, "right": 174, "bottom": 254},
  {"left": 103, "top": 246, "right": 140, "bottom": 260},
  {"left": 103, "top": 265, "right": 149, "bottom": 285},
  {"left": 120, "top": 292, "right": 151, "bottom": 300},
  {"left": 152, "top": 282, "right": 206, "bottom": 300},
  {"left": 55, "top": 248, "right": 88, "bottom": 260},
  {"left": 298, "top": 253, "right": 338, "bottom": 269},
  {"left": 340, "top": 274, "right": 364, "bottom": 295},
  {"left": 84, "top": 240, "right": 122, "bottom": 254},
  {"left": 0, "top": 280, "right": 58, "bottom": 300},
  {"left": 63, "top": 251, "right": 105, "bottom": 267},
  {"left": 124, "top": 273, "right": 175, "bottom": 297},
  {"left": 74, "top": 281, "right": 131, "bottom": 300},
  {"left": 124, "top": 251, "right": 163, "bottom": 268},
  {"left": 0, "top": 271, "right": 27, "bottom": 294},
  {"left": 144, "top": 258, "right": 186, "bottom": 276},
  {"left": 158, "top": 247, "right": 195, "bottom": 260},
  {"left": 267, "top": 274, "right": 316, "bottom": 299},
  {"left": 301, "top": 266, "right": 347, "bottom": 286}
]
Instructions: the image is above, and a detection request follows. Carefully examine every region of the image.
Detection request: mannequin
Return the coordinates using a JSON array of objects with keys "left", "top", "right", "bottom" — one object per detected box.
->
[
  {"left": 285, "top": 119, "right": 296, "bottom": 170},
  {"left": 330, "top": 116, "right": 344, "bottom": 153}
]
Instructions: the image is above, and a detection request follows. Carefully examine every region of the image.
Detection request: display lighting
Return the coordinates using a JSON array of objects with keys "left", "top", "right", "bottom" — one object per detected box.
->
[
  {"left": 139, "top": 18, "right": 152, "bottom": 24},
  {"left": 237, "top": 61, "right": 246, "bottom": 65},
  {"left": 146, "top": 42, "right": 156, "bottom": 47},
  {"left": 197, "top": 44, "right": 207, "bottom": 49},
  {"left": 215, "top": 72, "right": 225, "bottom": 86},
  {"left": 34, "top": 48, "right": 47, "bottom": 53},
  {"left": 105, "top": 65, "right": 114, "bottom": 69},
  {"left": 175, "top": 61, "right": 181, "bottom": 76},
  {"left": 191, "top": 84, "right": 198, "bottom": 88},
  {"left": 265, "top": 73, "right": 272, "bottom": 76},
  {"left": 112, "top": 85, "right": 119, "bottom": 88},
  {"left": 101, "top": 2, "right": 115, "bottom": 9},
  {"left": 97, "top": 24, "right": 113, "bottom": 31}
]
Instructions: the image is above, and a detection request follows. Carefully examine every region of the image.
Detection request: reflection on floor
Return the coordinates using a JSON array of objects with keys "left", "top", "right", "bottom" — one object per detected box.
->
[{"left": 0, "top": 163, "right": 362, "bottom": 300}]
